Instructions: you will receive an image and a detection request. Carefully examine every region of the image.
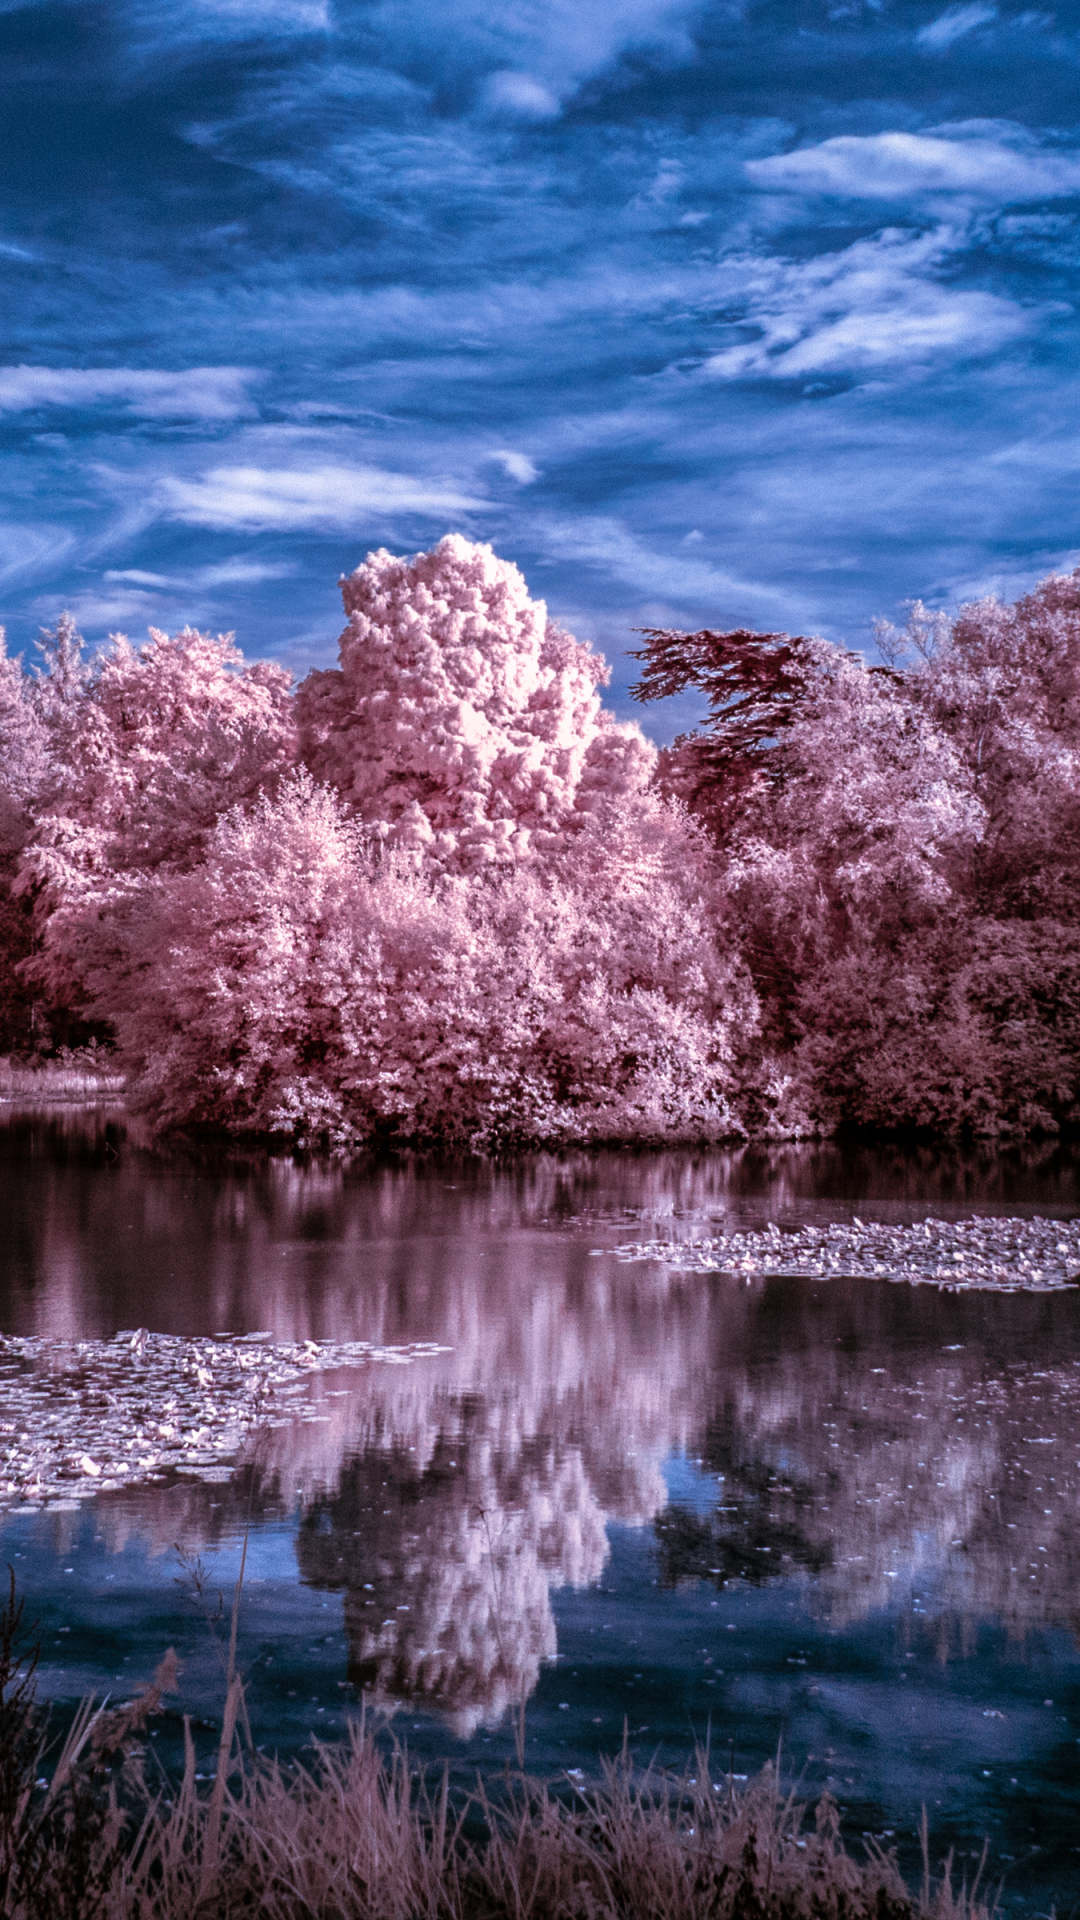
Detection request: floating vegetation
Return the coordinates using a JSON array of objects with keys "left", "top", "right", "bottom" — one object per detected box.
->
[
  {"left": 603, "top": 1214, "right": 1080, "bottom": 1291},
  {"left": 0, "top": 1329, "right": 449, "bottom": 1514}
]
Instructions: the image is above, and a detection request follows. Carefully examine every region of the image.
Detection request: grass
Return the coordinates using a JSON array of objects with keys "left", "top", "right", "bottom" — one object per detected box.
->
[
  {"left": 0, "top": 1578, "right": 1001, "bottom": 1920},
  {"left": 0, "top": 1050, "right": 125, "bottom": 1102}
]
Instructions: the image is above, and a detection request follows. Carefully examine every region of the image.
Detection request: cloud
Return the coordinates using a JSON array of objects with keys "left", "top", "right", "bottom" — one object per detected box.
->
[
  {"left": 490, "top": 450, "right": 540, "bottom": 483},
  {"left": 156, "top": 463, "right": 487, "bottom": 530},
  {"left": 746, "top": 131, "right": 1080, "bottom": 203},
  {"left": 0, "top": 367, "right": 260, "bottom": 421},
  {"left": 104, "top": 559, "right": 297, "bottom": 588},
  {"left": 703, "top": 227, "right": 1028, "bottom": 380},
  {"left": 129, "top": 0, "right": 329, "bottom": 43},
  {"left": 916, "top": 4, "right": 997, "bottom": 50},
  {"left": 103, "top": 568, "right": 175, "bottom": 587},
  {"left": 482, "top": 72, "right": 560, "bottom": 119},
  {"left": 0, "top": 525, "right": 76, "bottom": 589},
  {"left": 34, "top": 586, "right": 162, "bottom": 630},
  {"left": 347, "top": 0, "right": 697, "bottom": 114},
  {"left": 536, "top": 514, "right": 797, "bottom": 618}
]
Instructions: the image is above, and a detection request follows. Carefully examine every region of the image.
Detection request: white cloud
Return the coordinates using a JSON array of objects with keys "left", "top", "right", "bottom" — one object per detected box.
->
[
  {"left": 702, "top": 226, "right": 1028, "bottom": 380},
  {"left": 103, "top": 568, "right": 175, "bottom": 587},
  {"left": 346, "top": 0, "right": 697, "bottom": 117},
  {"left": 490, "top": 449, "right": 540, "bottom": 483},
  {"left": 156, "top": 463, "right": 486, "bottom": 530},
  {"left": 482, "top": 72, "right": 560, "bottom": 119},
  {"left": 0, "top": 366, "right": 260, "bottom": 420},
  {"left": 130, "top": 0, "right": 329, "bottom": 43},
  {"left": 746, "top": 131, "right": 1080, "bottom": 203},
  {"left": 104, "top": 558, "right": 296, "bottom": 588},
  {"left": 35, "top": 587, "right": 162, "bottom": 630},
  {"left": 537, "top": 514, "right": 796, "bottom": 616},
  {"left": 916, "top": 3, "right": 997, "bottom": 50},
  {"left": 196, "top": 558, "right": 299, "bottom": 585},
  {"left": 0, "top": 525, "right": 76, "bottom": 588}
]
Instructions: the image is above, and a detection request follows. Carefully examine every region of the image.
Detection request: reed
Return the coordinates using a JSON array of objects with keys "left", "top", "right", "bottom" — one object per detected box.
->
[
  {"left": 0, "top": 1052, "right": 125, "bottom": 1101},
  {"left": 0, "top": 1612, "right": 1000, "bottom": 1920}
]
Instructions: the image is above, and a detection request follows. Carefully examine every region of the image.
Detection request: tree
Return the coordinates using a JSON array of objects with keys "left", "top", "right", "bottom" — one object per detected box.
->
[
  {"left": 297, "top": 535, "right": 655, "bottom": 869},
  {"left": 100, "top": 772, "right": 756, "bottom": 1149},
  {"left": 19, "top": 622, "right": 295, "bottom": 1017},
  {"left": 634, "top": 576, "right": 1080, "bottom": 1135},
  {"left": 0, "top": 630, "right": 51, "bottom": 1050}
]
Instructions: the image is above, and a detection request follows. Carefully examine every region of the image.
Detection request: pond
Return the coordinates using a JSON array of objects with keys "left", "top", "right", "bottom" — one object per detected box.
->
[{"left": 3, "top": 1106, "right": 1080, "bottom": 1913}]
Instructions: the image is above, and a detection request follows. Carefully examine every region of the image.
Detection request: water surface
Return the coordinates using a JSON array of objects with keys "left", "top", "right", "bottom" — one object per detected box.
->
[{"left": 3, "top": 1109, "right": 1080, "bottom": 1912}]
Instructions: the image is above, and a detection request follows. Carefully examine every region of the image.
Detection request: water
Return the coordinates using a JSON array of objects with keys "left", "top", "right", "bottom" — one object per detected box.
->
[{"left": 4, "top": 1107, "right": 1080, "bottom": 1910}]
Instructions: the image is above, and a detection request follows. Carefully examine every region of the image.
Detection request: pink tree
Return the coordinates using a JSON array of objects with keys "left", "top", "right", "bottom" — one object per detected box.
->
[
  {"left": 103, "top": 772, "right": 756, "bottom": 1148},
  {"left": 19, "top": 622, "right": 295, "bottom": 1014},
  {"left": 0, "top": 629, "right": 51, "bottom": 1049},
  {"left": 635, "top": 575, "right": 1080, "bottom": 1136},
  {"left": 297, "top": 535, "right": 655, "bottom": 868}
]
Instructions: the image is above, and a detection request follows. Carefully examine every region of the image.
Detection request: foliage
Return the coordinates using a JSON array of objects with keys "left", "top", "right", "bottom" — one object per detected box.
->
[
  {"left": 17, "top": 620, "right": 295, "bottom": 1031},
  {"left": 98, "top": 772, "right": 752, "bottom": 1149},
  {"left": 298, "top": 534, "right": 656, "bottom": 870},
  {"left": 634, "top": 572, "right": 1080, "bottom": 1136},
  {"left": 2, "top": 540, "right": 1080, "bottom": 1142}
]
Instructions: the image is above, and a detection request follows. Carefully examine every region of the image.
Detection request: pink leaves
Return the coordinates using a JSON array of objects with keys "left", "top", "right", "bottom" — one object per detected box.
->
[
  {"left": 299, "top": 535, "right": 652, "bottom": 872},
  {"left": 7, "top": 540, "right": 1080, "bottom": 1144}
]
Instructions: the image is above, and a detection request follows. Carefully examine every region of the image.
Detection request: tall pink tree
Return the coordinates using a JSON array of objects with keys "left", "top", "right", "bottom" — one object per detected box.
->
[{"left": 297, "top": 534, "right": 655, "bottom": 868}]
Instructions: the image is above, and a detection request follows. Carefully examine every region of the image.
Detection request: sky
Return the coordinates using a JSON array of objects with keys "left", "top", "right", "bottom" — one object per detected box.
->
[{"left": 2, "top": 0, "right": 1080, "bottom": 729}]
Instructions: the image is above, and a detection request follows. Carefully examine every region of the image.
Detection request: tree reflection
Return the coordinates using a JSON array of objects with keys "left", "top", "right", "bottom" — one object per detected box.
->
[{"left": 9, "top": 1124, "right": 1080, "bottom": 1730}]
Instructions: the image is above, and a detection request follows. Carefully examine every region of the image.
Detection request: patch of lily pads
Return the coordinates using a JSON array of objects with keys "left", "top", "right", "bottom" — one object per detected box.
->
[
  {"left": 0, "top": 1328, "right": 449, "bottom": 1514},
  {"left": 604, "top": 1213, "right": 1080, "bottom": 1290}
]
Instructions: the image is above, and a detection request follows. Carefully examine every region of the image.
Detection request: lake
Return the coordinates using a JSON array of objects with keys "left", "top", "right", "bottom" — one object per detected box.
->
[{"left": 3, "top": 1105, "right": 1080, "bottom": 1912}]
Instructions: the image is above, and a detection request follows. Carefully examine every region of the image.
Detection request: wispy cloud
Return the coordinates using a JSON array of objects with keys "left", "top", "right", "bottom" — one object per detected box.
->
[
  {"left": 746, "top": 130, "right": 1080, "bottom": 203},
  {"left": 489, "top": 450, "right": 540, "bottom": 483},
  {"left": 129, "top": 0, "right": 329, "bottom": 43},
  {"left": 703, "top": 228, "right": 1028, "bottom": 380},
  {"left": 0, "top": 525, "right": 77, "bottom": 591},
  {"left": 536, "top": 514, "right": 798, "bottom": 618},
  {"left": 156, "top": 463, "right": 487, "bottom": 530},
  {"left": 104, "top": 558, "right": 297, "bottom": 588},
  {"left": 34, "top": 585, "right": 163, "bottom": 629},
  {"left": 0, "top": 367, "right": 260, "bottom": 421},
  {"left": 2, "top": 0, "right": 1080, "bottom": 679},
  {"left": 916, "top": 4, "right": 997, "bottom": 51},
  {"left": 377, "top": 0, "right": 697, "bottom": 103},
  {"left": 482, "top": 72, "right": 561, "bottom": 119}
]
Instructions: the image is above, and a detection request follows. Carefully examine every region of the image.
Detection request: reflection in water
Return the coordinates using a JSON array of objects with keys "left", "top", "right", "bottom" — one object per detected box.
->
[
  {"left": 32, "top": 1272, "right": 1080, "bottom": 1734},
  {"left": 4, "top": 1110, "right": 1080, "bottom": 1742}
]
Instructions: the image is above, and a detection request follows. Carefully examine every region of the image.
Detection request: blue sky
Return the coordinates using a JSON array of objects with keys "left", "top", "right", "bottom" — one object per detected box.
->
[{"left": 3, "top": 0, "right": 1080, "bottom": 729}]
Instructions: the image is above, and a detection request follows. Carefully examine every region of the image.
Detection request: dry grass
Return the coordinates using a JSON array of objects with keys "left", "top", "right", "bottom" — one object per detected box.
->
[
  {"left": 0, "top": 1573, "right": 1001, "bottom": 1920},
  {"left": 0, "top": 1051, "right": 125, "bottom": 1102},
  {"left": 3, "top": 1724, "right": 1005, "bottom": 1920}
]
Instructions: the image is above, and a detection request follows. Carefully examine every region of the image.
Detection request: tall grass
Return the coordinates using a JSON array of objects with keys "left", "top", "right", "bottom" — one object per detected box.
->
[
  {"left": 0, "top": 1577, "right": 1000, "bottom": 1920},
  {"left": 0, "top": 1051, "right": 125, "bottom": 1102}
]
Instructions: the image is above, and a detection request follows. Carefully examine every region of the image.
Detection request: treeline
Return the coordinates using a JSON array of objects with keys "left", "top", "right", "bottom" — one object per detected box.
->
[{"left": 1, "top": 534, "right": 1077, "bottom": 1146}]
